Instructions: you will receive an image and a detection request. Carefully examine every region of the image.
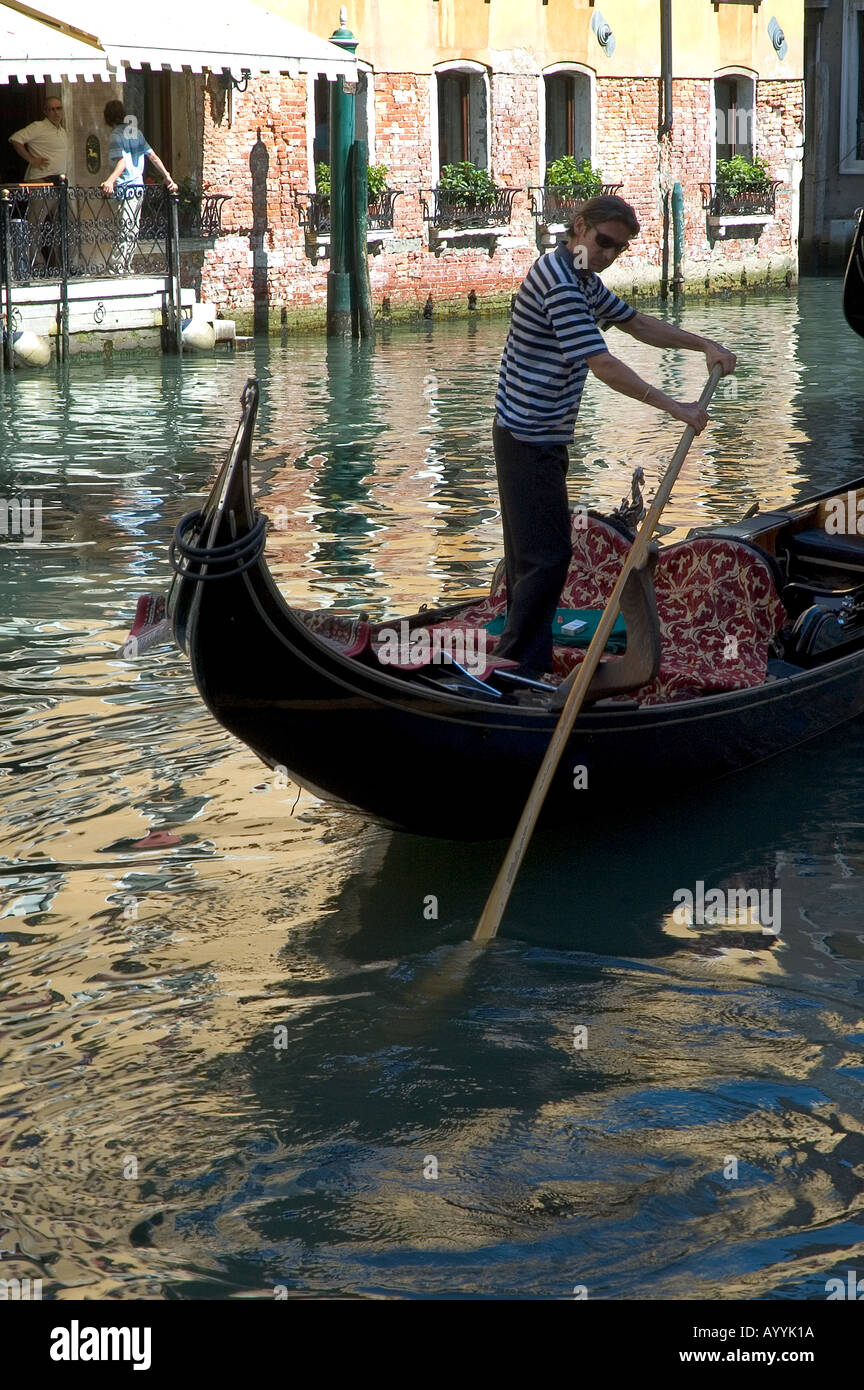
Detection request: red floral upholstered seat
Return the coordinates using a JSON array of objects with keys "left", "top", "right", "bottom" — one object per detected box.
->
[
  {"left": 633, "top": 533, "right": 785, "bottom": 704},
  {"left": 427, "top": 512, "right": 786, "bottom": 704}
]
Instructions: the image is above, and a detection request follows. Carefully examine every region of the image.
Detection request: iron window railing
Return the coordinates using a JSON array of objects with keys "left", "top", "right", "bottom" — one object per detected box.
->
[
  {"left": 420, "top": 186, "right": 518, "bottom": 231},
  {"left": 700, "top": 181, "right": 782, "bottom": 216},
  {"left": 528, "top": 184, "right": 623, "bottom": 226},
  {"left": 296, "top": 188, "right": 402, "bottom": 239}
]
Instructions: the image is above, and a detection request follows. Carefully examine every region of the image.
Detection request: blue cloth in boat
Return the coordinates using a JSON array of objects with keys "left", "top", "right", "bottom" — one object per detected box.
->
[{"left": 486, "top": 608, "right": 627, "bottom": 652}]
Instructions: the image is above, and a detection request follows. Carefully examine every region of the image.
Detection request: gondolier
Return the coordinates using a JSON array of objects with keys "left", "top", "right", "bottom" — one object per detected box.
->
[{"left": 494, "top": 194, "right": 737, "bottom": 678}]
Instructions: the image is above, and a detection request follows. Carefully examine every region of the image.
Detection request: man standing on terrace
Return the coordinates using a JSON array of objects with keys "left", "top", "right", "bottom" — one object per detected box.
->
[
  {"left": 9, "top": 94, "right": 68, "bottom": 181},
  {"left": 493, "top": 194, "right": 737, "bottom": 680}
]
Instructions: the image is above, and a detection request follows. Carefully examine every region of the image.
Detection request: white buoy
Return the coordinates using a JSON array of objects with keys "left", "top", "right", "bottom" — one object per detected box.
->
[
  {"left": 213, "top": 319, "right": 236, "bottom": 344},
  {"left": 181, "top": 318, "right": 216, "bottom": 351},
  {"left": 12, "top": 331, "right": 52, "bottom": 367}
]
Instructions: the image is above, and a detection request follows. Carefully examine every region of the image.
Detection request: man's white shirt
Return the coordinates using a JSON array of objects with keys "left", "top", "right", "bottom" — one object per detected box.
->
[{"left": 10, "top": 119, "right": 68, "bottom": 180}]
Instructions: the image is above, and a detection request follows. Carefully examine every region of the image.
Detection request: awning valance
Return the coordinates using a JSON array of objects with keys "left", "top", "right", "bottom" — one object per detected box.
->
[
  {"left": 0, "top": 4, "right": 115, "bottom": 83},
  {"left": 4, "top": 1, "right": 357, "bottom": 81}
]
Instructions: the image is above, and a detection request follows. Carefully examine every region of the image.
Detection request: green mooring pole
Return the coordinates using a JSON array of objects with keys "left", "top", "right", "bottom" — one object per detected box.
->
[
  {"left": 327, "top": 12, "right": 359, "bottom": 336},
  {"left": 350, "top": 139, "right": 374, "bottom": 337},
  {"left": 672, "top": 181, "right": 685, "bottom": 294}
]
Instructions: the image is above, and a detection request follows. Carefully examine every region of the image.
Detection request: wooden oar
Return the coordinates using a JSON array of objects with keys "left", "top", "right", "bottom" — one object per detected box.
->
[{"left": 473, "top": 364, "right": 725, "bottom": 943}]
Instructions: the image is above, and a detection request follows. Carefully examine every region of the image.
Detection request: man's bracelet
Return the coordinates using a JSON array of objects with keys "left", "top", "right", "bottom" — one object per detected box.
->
[{"left": 640, "top": 385, "right": 652, "bottom": 403}]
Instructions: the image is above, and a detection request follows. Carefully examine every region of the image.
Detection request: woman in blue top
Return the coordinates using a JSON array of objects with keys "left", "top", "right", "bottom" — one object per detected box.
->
[{"left": 100, "top": 100, "right": 177, "bottom": 274}]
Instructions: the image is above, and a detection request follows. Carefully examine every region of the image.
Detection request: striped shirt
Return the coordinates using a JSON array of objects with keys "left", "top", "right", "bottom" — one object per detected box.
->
[{"left": 496, "top": 242, "right": 636, "bottom": 443}]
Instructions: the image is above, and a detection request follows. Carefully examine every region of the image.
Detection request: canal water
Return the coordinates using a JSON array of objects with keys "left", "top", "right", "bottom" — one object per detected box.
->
[{"left": 2, "top": 280, "right": 864, "bottom": 1300}]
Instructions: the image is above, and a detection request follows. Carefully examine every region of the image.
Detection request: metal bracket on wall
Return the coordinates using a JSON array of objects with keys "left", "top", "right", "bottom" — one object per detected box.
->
[{"left": 591, "top": 10, "right": 615, "bottom": 57}]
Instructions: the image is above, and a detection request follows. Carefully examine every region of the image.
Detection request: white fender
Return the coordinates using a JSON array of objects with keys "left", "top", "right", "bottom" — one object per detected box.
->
[
  {"left": 12, "top": 331, "right": 52, "bottom": 366},
  {"left": 181, "top": 318, "right": 216, "bottom": 351}
]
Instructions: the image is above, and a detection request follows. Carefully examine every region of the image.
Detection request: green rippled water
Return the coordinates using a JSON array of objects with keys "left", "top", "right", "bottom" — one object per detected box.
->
[{"left": 1, "top": 282, "right": 864, "bottom": 1300}]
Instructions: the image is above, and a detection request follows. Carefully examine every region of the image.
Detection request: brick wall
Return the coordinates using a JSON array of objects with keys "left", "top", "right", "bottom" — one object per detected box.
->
[
  {"left": 596, "top": 77, "right": 662, "bottom": 286},
  {"left": 195, "top": 68, "right": 805, "bottom": 323}
]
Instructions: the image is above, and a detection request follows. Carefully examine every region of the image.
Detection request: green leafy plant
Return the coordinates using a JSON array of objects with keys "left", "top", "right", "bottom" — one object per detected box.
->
[
  {"left": 367, "top": 163, "right": 388, "bottom": 199},
  {"left": 314, "top": 161, "right": 389, "bottom": 202},
  {"left": 545, "top": 156, "right": 603, "bottom": 197},
  {"left": 438, "top": 161, "right": 497, "bottom": 204},
  {"left": 715, "top": 154, "right": 771, "bottom": 198}
]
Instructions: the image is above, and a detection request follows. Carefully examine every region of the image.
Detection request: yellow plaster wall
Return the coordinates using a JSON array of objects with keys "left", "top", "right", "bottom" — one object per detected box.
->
[{"left": 262, "top": 1, "right": 802, "bottom": 79}]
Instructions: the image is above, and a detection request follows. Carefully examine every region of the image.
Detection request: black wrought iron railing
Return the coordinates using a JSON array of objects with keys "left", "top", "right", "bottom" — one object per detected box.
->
[
  {"left": 700, "top": 181, "right": 782, "bottom": 216},
  {"left": 296, "top": 188, "right": 402, "bottom": 239},
  {"left": 420, "top": 186, "right": 518, "bottom": 231},
  {"left": 0, "top": 182, "right": 168, "bottom": 281},
  {"left": 176, "top": 192, "right": 232, "bottom": 240},
  {"left": 0, "top": 181, "right": 231, "bottom": 285},
  {"left": 528, "top": 183, "right": 623, "bottom": 225},
  {"left": 0, "top": 178, "right": 231, "bottom": 366}
]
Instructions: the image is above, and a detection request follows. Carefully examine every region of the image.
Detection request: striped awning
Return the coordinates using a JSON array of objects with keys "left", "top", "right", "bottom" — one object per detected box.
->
[
  {"left": 0, "top": 4, "right": 115, "bottom": 82},
  {"left": 4, "top": 1, "right": 357, "bottom": 81}
]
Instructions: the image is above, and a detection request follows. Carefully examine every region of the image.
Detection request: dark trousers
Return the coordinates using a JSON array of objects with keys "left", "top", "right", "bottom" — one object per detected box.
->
[{"left": 493, "top": 421, "right": 572, "bottom": 676}]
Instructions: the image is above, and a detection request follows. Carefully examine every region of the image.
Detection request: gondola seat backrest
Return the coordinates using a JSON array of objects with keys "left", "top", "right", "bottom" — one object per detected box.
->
[
  {"left": 425, "top": 512, "right": 785, "bottom": 702},
  {"left": 544, "top": 517, "right": 786, "bottom": 702}
]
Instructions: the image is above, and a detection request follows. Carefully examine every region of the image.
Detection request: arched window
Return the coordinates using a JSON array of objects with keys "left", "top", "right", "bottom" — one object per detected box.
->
[
  {"left": 544, "top": 69, "right": 592, "bottom": 166},
  {"left": 433, "top": 62, "right": 489, "bottom": 176},
  {"left": 714, "top": 70, "right": 756, "bottom": 165}
]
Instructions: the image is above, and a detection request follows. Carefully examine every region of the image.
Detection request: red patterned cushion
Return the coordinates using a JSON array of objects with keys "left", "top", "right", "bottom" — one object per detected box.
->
[
  {"left": 423, "top": 514, "right": 786, "bottom": 704},
  {"left": 641, "top": 536, "right": 786, "bottom": 703}
]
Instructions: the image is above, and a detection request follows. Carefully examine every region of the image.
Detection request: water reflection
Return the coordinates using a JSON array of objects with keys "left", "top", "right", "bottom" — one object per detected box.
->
[{"left": 1, "top": 283, "right": 864, "bottom": 1299}]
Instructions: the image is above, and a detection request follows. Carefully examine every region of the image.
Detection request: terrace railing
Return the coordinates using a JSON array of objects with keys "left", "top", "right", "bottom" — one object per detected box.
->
[
  {"left": 0, "top": 179, "right": 230, "bottom": 366},
  {"left": 176, "top": 191, "right": 232, "bottom": 241},
  {"left": 0, "top": 180, "right": 231, "bottom": 285}
]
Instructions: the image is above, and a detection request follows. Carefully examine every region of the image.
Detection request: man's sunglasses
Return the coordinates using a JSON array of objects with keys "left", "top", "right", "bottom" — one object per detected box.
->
[
  {"left": 46, "top": 105, "right": 63, "bottom": 112},
  {"left": 593, "top": 230, "right": 629, "bottom": 254}
]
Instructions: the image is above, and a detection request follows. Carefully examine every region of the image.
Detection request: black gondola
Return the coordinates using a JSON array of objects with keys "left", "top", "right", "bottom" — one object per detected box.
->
[
  {"left": 168, "top": 366, "right": 864, "bottom": 838},
  {"left": 843, "top": 207, "right": 864, "bottom": 339}
]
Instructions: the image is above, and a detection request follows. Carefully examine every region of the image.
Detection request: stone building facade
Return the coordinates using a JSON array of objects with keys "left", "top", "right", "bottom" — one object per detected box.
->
[
  {"left": 187, "top": 0, "right": 805, "bottom": 326},
  {"left": 801, "top": 0, "right": 864, "bottom": 270},
  {"left": 2, "top": 1, "right": 803, "bottom": 328}
]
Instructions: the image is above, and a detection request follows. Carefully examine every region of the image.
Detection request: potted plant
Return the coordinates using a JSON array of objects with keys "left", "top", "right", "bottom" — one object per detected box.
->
[
  {"left": 714, "top": 154, "right": 773, "bottom": 213},
  {"left": 546, "top": 156, "right": 603, "bottom": 198},
  {"left": 367, "top": 163, "right": 388, "bottom": 204},
  {"left": 438, "top": 161, "right": 497, "bottom": 207},
  {"left": 314, "top": 161, "right": 389, "bottom": 204},
  {"left": 543, "top": 157, "right": 603, "bottom": 220}
]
